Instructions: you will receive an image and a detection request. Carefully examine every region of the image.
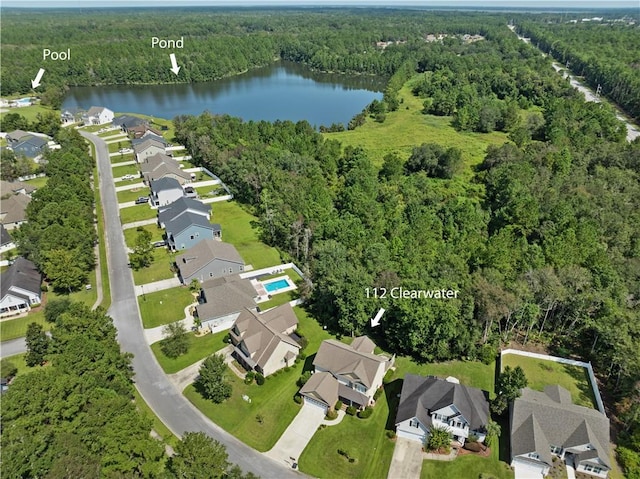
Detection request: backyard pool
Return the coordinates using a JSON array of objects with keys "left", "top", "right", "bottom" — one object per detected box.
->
[{"left": 264, "top": 278, "right": 290, "bottom": 293}]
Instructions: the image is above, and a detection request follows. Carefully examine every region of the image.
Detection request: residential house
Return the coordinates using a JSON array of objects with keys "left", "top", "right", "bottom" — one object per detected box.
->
[
  {"left": 0, "top": 193, "right": 31, "bottom": 230},
  {"left": 1, "top": 224, "right": 14, "bottom": 249},
  {"left": 158, "top": 197, "right": 211, "bottom": 229},
  {"left": 149, "top": 177, "right": 184, "bottom": 207},
  {"left": 140, "top": 152, "right": 191, "bottom": 185},
  {"left": 83, "top": 106, "right": 114, "bottom": 125},
  {"left": 128, "top": 124, "right": 163, "bottom": 139},
  {"left": 0, "top": 180, "right": 37, "bottom": 196},
  {"left": 230, "top": 303, "right": 300, "bottom": 377},
  {"left": 0, "top": 257, "right": 42, "bottom": 318},
  {"left": 60, "top": 107, "right": 85, "bottom": 124},
  {"left": 175, "top": 238, "right": 241, "bottom": 283},
  {"left": 300, "top": 336, "right": 394, "bottom": 412},
  {"left": 194, "top": 274, "right": 258, "bottom": 333},
  {"left": 510, "top": 386, "right": 611, "bottom": 478},
  {"left": 12, "top": 135, "right": 48, "bottom": 159},
  {"left": 5, "top": 130, "right": 30, "bottom": 146},
  {"left": 134, "top": 138, "right": 166, "bottom": 163},
  {"left": 132, "top": 134, "right": 167, "bottom": 147},
  {"left": 113, "top": 115, "right": 148, "bottom": 133},
  {"left": 166, "top": 213, "right": 221, "bottom": 251},
  {"left": 395, "top": 375, "right": 490, "bottom": 446}
]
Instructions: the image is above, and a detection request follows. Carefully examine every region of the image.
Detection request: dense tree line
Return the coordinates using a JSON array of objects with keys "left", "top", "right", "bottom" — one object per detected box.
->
[
  {"left": 13, "top": 128, "right": 97, "bottom": 292},
  {"left": 515, "top": 19, "right": 640, "bottom": 121},
  {"left": 2, "top": 301, "right": 258, "bottom": 477},
  {"left": 1, "top": 8, "right": 509, "bottom": 96}
]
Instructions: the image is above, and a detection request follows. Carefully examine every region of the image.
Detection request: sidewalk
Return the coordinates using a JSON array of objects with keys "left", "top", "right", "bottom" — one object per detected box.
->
[{"left": 134, "top": 277, "right": 181, "bottom": 296}]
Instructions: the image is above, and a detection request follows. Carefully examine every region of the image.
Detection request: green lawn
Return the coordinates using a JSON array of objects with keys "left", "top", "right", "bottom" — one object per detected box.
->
[
  {"left": 80, "top": 124, "right": 106, "bottom": 133},
  {"left": 179, "top": 161, "right": 196, "bottom": 169},
  {"left": 299, "top": 382, "right": 396, "bottom": 479},
  {"left": 112, "top": 164, "right": 141, "bottom": 179},
  {"left": 0, "top": 309, "right": 50, "bottom": 341},
  {"left": 501, "top": 354, "right": 597, "bottom": 409},
  {"left": 325, "top": 75, "right": 508, "bottom": 175},
  {"left": 124, "top": 224, "right": 165, "bottom": 249},
  {"left": 94, "top": 168, "right": 111, "bottom": 310},
  {"left": 257, "top": 290, "right": 298, "bottom": 311},
  {"left": 117, "top": 186, "right": 149, "bottom": 204},
  {"left": 195, "top": 185, "right": 225, "bottom": 198},
  {"left": 120, "top": 204, "right": 157, "bottom": 224},
  {"left": 137, "top": 286, "right": 195, "bottom": 329},
  {"left": 2, "top": 353, "right": 40, "bottom": 378},
  {"left": 151, "top": 330, "right": 229, "bottom": 374},
  {"left": 97, "top": 130, "right": 125, "bottom": 138},
  {"left": 24, "top": 175, "right": 48, "bottom": 190},
  {"left": 131, "top": 248, "right": 176, "bottom": 285},
  {"left": 108, "top": 140, "right": 130, "bottom": 153},
  {"left": 0, "top": 104, "right": 58, "bottom": 123},
  {"left": 421, "top": 448, "right": 514, "bottom": 479},
  {"left": 213, "top": 201, "right": 281, "bottom": 269},
  {"left": 111, "top": 153, "right": 135, "bottom": 164}
]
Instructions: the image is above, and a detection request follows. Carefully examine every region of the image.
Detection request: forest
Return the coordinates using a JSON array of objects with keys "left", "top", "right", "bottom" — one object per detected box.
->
[{"left": 1, "top": 300, "right": 257, "bottom": 478}]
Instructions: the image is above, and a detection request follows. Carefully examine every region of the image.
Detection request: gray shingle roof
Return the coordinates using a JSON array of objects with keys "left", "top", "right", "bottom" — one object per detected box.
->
[
  {"left": 195, "top": 274, "right": 257, "bottom": 321},
  {"left": 0, "top": 193, "right": 31, "bottom": 224},
  {"left": 176, "top": 239, "right": 244, "bottom": 280},
  {"left": 1, "top": 257, "right": 41, "bottom": 300},
  {"left": 510, "top": 387, "right": 610, "bottom": 468},
  {"left": 395, "top": 375, "right": 490, "bottom": 432},
  {"left": 313, "top": 337, "right": 390, "bottom": 389},
  {"left": 113, "top": 115, "right": 146, "bottom": 129},
  {"left": 166, "top": 213, "right": 217, "bottom": 239},
  {"left": 0, "top": 224, "right": 12, "bottom": 246},
  {"left": 6, "top": 130, "right": 30, "bottom": 143},
  {"left": 158, "top": 197, "right": 210, "bottom": 226},
  {"left": 150, "top": 177, "right": 182, "bottom": 194},
  {"left": 15, "top": 135, "right": 47, "bottom": 149},
  {"left": 132, "top": 134, "right": 167, "bottom": 146}
]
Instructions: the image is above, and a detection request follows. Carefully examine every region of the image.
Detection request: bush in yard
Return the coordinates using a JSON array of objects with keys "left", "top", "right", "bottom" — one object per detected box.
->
[
  {"left": 297, "top": 370, "right": 312, "bottom": 387},
  {"left": 386, "top": 430, "right": 397, "bottom": 439},
  {"left": 373, "top": 387, "right": 383, "bottom": 400},
  {"left": 244, "top": 371, "right": 255, "bottom": 384},
  {"left": 346, "top": 406, "right": 357, "bottom": 416},
  {"left": 0, "top": 359, "right": 18, "bottom": 380},
  {"left": 467, "top": 433, "right": 479, "bottom": 443},
  {"left": 298, "top": 352, "right": 307, "bottom": 360},
  {"left": 160, "top": 321, "right": 189, "bottom": 359},
  {"left": 427, "top": 426, "right": 451, "bottom": 453},
  {"left": 255, "top": 373, "right": 265, "bottom": 385},
  {"left": 478, "top": 343, "right": 498, "bottom": 365},
  {"left": 325, "top": 409, "right": 338, "bottom": 420},
  {"left": 357, "top": 406, "right": 373, "bottom": 419},
  {"left": 294, "top": 394, "right": 302, "bottom": 404},
  {"left": 335, "top": 400, "right": 343, "bottom": 411},
  {"left": 196, "top": 354, "right": 232, "bottom": 403}
]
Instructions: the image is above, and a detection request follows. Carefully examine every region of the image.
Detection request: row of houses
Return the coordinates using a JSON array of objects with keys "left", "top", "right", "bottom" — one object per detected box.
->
[{"left": 0, "top": 180, "right": 38, "bottom": 231}]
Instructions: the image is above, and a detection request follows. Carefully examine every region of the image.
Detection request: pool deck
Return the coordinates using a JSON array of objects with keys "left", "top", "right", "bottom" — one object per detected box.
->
[{"left": 252, "top": 275, "right": 297, "bottom": 303}]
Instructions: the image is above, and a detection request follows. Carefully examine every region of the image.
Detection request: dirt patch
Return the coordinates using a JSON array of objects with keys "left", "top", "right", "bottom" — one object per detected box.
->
[{"left": 458, "top": 445, "right": 492, "bottom": 458}]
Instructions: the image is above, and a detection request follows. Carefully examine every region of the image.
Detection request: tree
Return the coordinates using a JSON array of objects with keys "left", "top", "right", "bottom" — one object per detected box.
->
[
  {"left": 492, "top": 366, "right": 528, "bottom": 415},
  {"left": 427, "top": 426, "right": 451, "bottom": 452},
  {"left": 169, "top": 432, "right": 230, "bottom": 479},
  {"left": 160, "top": 321, "right": 189, "bottom": 359},
  {"left": 44, "top": 297, "right": 73, "bottom": 323},
  {"left": 196, "top": 354, "right": 232, "bottom": 403},
  {"left": 485, "top": 419, "right": 501, "bottom": 448},
  {"left": 25, "top": 322, "right": 50, "bottom": 367},
  {"left": 1, "top": 358, "right": 18, "bottom": 379},
  {"left": 129, "top": 228, "right": 153, "bottom": 270},
  {"left": 42, "top": 249, "right": 87, "bottom": 292}
]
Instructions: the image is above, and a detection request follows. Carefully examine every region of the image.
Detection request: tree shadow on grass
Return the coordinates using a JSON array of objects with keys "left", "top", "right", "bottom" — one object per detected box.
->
[
  {"left": 384, "top": 378, "right": 403, "bottom": 431},
  {"left": 561, "top": 363, "right": 598, "bottom": 409}
]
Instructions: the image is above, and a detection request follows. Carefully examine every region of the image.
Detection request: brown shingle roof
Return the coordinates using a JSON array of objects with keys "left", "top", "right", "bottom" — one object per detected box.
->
[
  {"left": 195, "top": 275, "right": 257, "bottom": 321},
  {"left": 300, "top": 371, "right": 339, "bottom": 408},
  {"left": 0, "top": 193, "right": 31, "bottom": 224}
]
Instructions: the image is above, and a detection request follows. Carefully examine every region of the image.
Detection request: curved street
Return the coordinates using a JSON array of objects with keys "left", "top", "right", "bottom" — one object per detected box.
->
[{"left": 81, "top": 131, "right": 301, "bottom": 479}]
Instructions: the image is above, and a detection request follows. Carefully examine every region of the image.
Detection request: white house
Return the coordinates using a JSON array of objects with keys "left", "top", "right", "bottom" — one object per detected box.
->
[
  {"left": 395, "top": 375, "right": 490, "bottom": 446},
  {"left": 149, "top": 177, "right": 184, "bottom": 207},
  {"left": 0, "top": 257, "right": 42, "bottom": 318},
  {"left": 83, "top": 106, "right": 114, "bottom": 125},
  {"left": 134, "top": 138, "right": 166, "bottom": 163},
  {"left": 510, "top": 386, "right": 611, "bottom": 478}
]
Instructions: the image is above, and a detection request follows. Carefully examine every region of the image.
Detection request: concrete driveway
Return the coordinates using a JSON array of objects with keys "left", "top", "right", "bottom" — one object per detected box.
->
[
  {"left": 387, "top": 437, "right": 424, "bottom": 479},
  {"left": 265, "top": 403, "right": 326, "bottom": 467}
]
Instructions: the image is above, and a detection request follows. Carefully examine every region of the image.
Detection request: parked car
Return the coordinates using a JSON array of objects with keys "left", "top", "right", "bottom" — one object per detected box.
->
[
  {"left": 135, "top": 196, "right": 149, "bottom": 204},
  {"left": 121, "top": 174, "right": 136, "bottom": 180}
]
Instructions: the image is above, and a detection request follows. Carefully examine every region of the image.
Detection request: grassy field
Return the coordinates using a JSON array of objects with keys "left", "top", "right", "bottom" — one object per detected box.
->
[
  {"left": 257, "top": 290, "right": 298, "bottom": 311},
  {"left": 108, "top": 140, "right": 130, "bottom": 153},
  {"left": 501, "top": 353, "right": 597, "bottom": 409},
  {"left": 112, "top": 164, "right": 141, "bottom": 179},
  {"left": 299, "top": 382, "right": 397, "bottom": 479},
  {"left": 151, "top": 330, "right": 229, "bottom": 374},
  {"left": 137, "top": 286, "right": 195, "bottom": 329},
  {"left": 195, "top": 185, "right": 224, "bottom": 198},
  {"left": 94, "top": 167, "right": 111, "bottom": 310},
  {"left": 0, "top": 309, "right": 50, "bottom": 341},
  {"left": 120, "top": 203, "right": 157, "bottom": 224},
  {"left": 97, "top": 129, "right": 125, "bottom": 138},
  {"left": 0, "top": 104, "right": 58, "bottom": 123},
  {"left": 117, "top": 186, "right": 149, "bottom": 204},
  {"left": 131, "top": 248, "right": 176, "bottom": 285},
  {"left": 124, "top": 224, "right": 165, "bottom": 248},
  {"left": 111, "top": 153, "right": 135, "bottom": 164},
  {"left": 421, "top": 447, "right": 514, "bottom": 479},
  {"left": 2, "top": 353, "right": 40, "bottom": 377},
  {"left": 213, "top": 201, "right": 281, "bottom": 269},
  {"left": 325, "top": 75, "right": 508, "bottom": 177},
  {"left": 24, "top": 175, "right": 48, "bottom": 189}
]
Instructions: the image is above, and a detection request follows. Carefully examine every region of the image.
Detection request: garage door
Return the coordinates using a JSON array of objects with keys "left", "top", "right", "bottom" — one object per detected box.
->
[
  {"left": 303, "top": 396, "right": 328, "bottom": 413},
  {"left": 513, "top": 459, "right": 547, "bottom": 479}
]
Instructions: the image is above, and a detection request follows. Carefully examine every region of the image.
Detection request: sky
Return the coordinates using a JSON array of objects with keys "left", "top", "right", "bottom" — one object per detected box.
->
[{"left": 2, "top": 0, "right": 638, "bottom": 8}]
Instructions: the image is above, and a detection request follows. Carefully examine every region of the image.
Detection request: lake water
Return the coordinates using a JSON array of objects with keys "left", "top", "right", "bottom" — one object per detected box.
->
[{"left": 63, "top": 61, "right": 384, "bottom": 127}]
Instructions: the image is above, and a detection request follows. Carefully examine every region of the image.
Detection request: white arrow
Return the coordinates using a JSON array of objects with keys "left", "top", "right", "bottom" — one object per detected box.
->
[
  {"left": 169, "top": 53, "right": 181, "bottom": 75},
  {"left": 31, "top": 68, "right": 45, "bottom": 89},
  {"left": 370, "top": 308, "right": 385, "bottom": 328}
]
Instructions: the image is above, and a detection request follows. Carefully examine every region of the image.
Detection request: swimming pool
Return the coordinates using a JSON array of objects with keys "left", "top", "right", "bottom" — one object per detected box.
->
[{"left": 264, "top": 278, "right": 290, "bottom": 293}]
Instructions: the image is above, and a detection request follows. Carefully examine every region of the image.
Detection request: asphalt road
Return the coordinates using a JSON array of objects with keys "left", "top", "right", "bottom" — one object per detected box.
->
[
  {"left": 82, "top": 131, "right": 301, "bottom": 478},
  {"left": 0, "top": 337, "right": 26, "bottom": 358}
]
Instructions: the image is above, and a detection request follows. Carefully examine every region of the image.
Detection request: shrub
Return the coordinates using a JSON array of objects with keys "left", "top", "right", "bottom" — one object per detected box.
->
[
  {"left": 297, "top": 370, "right": 312, "bottom": 387},
  {"left": 297, "top": 336, "right": 309, "bottom": 351},
  {"left": 427, "top": 426, "right": 451, "bottom": 453},
  {"left": 385, "top": 430, "right": 397, "bottom": 439},
  {"left": 244, "top": 371, "right": 255, "bottom": 385},
  {"left": 325, "top": 409, "right": 338, "bottom": 420},
  {"left": 0, "top": 359, "right": 18, "bottom": 379},
  {"left": 468, "top": 433, "right": 479, "bottom": 443},
  {"left": 478, "top": 343, "right": 498, "bottom": 365},
  {"left": 346, "top": 406, "right": 357, "bottom": 416},
  {"left": 294, "top": 394, "right": 303, "bottom": 404},
  {"left": 298, "top": 352, "right": 307, "bottom": 360},
  {"left": 255, "top": 373, "right": 265, "bottom": 386},
  {"left": 283, "top": 366, "right": 290, "bottom": 373},
  {"left": 373, "top": 387, "right": 383, "bottom": 400},
  {"left": 335, "top": 400, "right": 343, "bottom": 411},
  {"left": 357, "top": 406, "right": 373, "bottom": 419}
]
